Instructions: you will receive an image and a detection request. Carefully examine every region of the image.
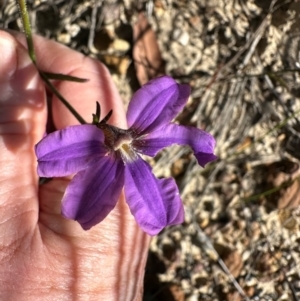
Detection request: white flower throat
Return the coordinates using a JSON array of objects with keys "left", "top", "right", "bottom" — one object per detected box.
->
[{"left": 97, "top": 123, "right": 137, "bottom": 162}]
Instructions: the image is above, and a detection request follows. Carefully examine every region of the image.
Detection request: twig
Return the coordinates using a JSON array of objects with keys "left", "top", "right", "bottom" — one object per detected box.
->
[
  {"left": 88, "top": 0, "right": 102, "bottom": 54},
  {"left": 194, "top": 223, "right": 250, "bottom": 301}
]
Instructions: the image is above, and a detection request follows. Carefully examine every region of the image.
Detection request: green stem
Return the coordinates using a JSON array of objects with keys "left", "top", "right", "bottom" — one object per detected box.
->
[
  {"left": 43, "top": 72, "right": 89, "bottom": 83},
  {"left": 39, "top": 71, "right": 87, "bottom": 124},
  {"left": 17, "top": 0, "right": 36, "bottom": 63},
  {"left": 17, "top": 0, "right": 87, "bottom": 124}
]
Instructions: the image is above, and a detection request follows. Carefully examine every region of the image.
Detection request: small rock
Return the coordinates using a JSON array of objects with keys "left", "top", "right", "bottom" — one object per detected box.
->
[
  {"left": 110, "top": 38, "right": 130, "bottom": 52},
  {"left": 173, "top": 28, "right": 190, "bottom": 46}
]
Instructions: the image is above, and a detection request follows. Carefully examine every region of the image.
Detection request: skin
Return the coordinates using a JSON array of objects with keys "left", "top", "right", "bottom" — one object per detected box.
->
[{"left": 0, "top": 30, "right": 150, "bottom": 300}]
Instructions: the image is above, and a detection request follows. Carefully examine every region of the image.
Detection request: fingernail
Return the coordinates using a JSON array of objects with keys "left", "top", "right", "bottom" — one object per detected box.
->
[{"left": 0, "top": 33, "right": 17, "bottom": 79}]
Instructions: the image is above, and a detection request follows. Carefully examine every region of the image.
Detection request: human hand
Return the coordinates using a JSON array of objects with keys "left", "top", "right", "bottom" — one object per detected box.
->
[{"left": 0, "top": 30, "right": 150, "bottom": 300}]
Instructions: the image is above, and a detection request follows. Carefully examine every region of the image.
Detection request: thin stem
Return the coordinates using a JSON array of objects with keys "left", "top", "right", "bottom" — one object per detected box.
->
[
  {"left": 43, "top": 72, "right": 89, "bottom": 83},
  {"left": 17, "top": 0, "right": 36, "bottom": 63},
  {"left": 17, "top": 0, "right": 87, "bottom": 124},
  {"left": 39, "top": 71, "right": 87, "bottom": 124}
]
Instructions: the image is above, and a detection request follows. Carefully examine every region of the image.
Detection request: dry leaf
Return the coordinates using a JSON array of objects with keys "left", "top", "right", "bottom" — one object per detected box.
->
[
  {"left": 236, "top": 136, "right": 253, "bottom": 152},
  {"left": 223, "top": 250, "right": 243, "bottom": 278},
  {"left": 278, "top": 208, "right": 298, "bottom": 230},
  {"left": 133, "top": 12, "right": 165, "bottom": 85},
  {"left": 277, "top": 178, "right": 300, "bottom": 209},
  {"left": 264, "top": 160, "right": 300, "bottom": 209}
]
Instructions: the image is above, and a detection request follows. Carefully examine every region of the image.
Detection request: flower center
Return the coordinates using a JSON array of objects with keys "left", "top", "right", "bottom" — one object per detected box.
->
[
  {"left": 98, "top": 123, "right": 137, "bottom": 162},
  {"left": 115, "top": 137, "right": 137, "bottom": 162}
]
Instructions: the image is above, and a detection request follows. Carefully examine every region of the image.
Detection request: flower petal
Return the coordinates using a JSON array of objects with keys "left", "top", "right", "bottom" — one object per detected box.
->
[
  {"left": 133, "top": 123, "right": 217, "bottom": 167},
  {"left": 61, "top": 156, "right": 124, "bottom": 230},
  {"left": 127, "top": 76, "right": 190, "bottom": 134},
  {"left": 35, "top": 125, "right": 107, "bottom": 177},
  {"left": 124, "top": 156, "right": 184, "bottom": 236}
]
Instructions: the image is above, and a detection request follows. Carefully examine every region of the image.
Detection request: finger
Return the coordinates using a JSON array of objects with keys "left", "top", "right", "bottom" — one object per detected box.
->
[
  {"left": 10, "top": 32, "right": 151, "bottom": 297},
  {"left": 16, "top": 33, "right": 133, "bottom": 233},
  {"left": 0, "top": 31, "right": 46, "bottom": 236}
]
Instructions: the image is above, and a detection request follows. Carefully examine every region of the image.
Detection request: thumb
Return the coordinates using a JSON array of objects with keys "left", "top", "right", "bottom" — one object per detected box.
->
[{"left": 0, "top": 31, "right": 46, "bottom": 237}]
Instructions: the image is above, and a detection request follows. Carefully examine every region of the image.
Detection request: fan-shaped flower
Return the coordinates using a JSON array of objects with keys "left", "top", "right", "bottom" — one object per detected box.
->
[{"left": 35, "top": 76, "right": 217, "bottom": 235}]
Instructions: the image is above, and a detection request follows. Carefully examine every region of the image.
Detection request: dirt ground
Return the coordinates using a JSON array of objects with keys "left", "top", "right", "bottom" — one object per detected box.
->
[{"left": 2, "top": 0, "right": 300, "bottom": 300}]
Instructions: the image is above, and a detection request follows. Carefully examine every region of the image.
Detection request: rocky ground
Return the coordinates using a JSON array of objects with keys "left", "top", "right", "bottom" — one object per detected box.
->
[{"left": 2, "top": 0, "right": 300, "bottom": 300}]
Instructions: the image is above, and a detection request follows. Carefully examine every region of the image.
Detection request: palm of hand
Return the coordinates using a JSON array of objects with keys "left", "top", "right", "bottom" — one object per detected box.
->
[{"left": 0, "top": 31, "right": 149, "bottom": 300}]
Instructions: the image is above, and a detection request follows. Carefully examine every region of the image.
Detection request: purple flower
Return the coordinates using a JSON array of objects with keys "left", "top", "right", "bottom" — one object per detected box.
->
[{"left": 35, "top": 76, "right": 217, "bottom": 235}]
